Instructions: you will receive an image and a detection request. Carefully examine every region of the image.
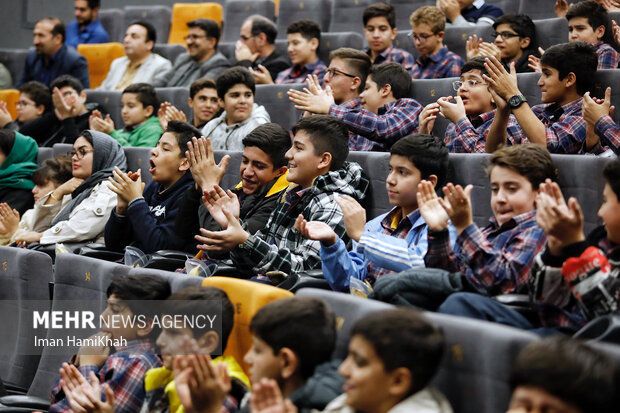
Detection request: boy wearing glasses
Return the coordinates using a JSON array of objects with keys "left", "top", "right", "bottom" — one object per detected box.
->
[
  {"left": 492, "top": 15, "right": 539, "bottom": 73},
  {"left": 154, "top": 19, "right": 230, "bottom": 88},
  {"left": 409, "top": 6, "right": 464, "bottom": 79},
  {"left": 0, "top": 81, "right": 51, "bottom": 132},
  {"left": 419, "top": 57, "right": 523, "bottom": 153}
]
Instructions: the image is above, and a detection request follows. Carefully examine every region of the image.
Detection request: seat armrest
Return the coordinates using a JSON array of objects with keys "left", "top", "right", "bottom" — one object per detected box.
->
[{"left": 0, "top": 394, "right": 50, "bottom": 409}]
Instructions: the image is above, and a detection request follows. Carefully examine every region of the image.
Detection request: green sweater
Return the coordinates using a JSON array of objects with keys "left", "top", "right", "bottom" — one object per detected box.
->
[{"left": 110, "top": 116, "right": 163, "bottom": 147}]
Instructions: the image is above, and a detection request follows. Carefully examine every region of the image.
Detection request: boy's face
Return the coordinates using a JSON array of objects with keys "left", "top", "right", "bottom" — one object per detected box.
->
[
  {"left": 458, "top": 0, "right": 476, "bottom": 7},
  {"left": 100, "top": 294, "right": 139, "bottom": 342},
  {"left": 364, "top": 16, "right": 397, "bottom": 56},
  {"left": 56, "top": 86, "right": 86, "bottom": 113},
  {"left": 244, "top": 335, "right": 283, "bottom": 386},
  {"left": 508, "top": 386, "right": 583, "bottom": 413},
  {"left": 32, "top": 180, "right": 57, "bottom": 203},
  {"left": 149, "top": 132, "right": 188, "bottom": 188},
  {"left": 189, "top": 87, "right": 220, "bottom": 125},
  {"left": 240, "top": 145, "right": 286, "bottom": 195},
  {"left": 338, "top": 335, "right": 400, "bottom": 413},
  {"left": 324, "top": 58, "right": 359, "bottom": 103},
  {"left": 121, "top": 92, "right": 152, "bottom": 127},
  {"left": 457, "top": 69, "right": 494, "bottom": 116},
  {"left": 285, "top": 130, "right": 327, "bottom": 189},
  {"left": 490, "top": 166, "right": 537, "bottom": 226},
  {"left": 156, "top": 325, "right": 194, "bottom": 369},
  {"left": 222, "top": 84, "right": 254, "bottom": 125},
  {"left": 359, "top": 76, "right": 385, "bottom": 114},
  {"left": 537, "top": 66, "right": 569, "bottom": 104},
  {"left": 386, "top": 154, "right": 423, "bottom": 212},
  {"left": 568, "top": 17, "right": 604, "bottom": 44},
  {"left": 287, "top": 32, "right": 317, "bottom": 66},
  {"left": 16, "top": 93, "right": 44, "bottom": 123},
  {"left": 411, "top": 22, "right": 443, "bottom": 57},
  {"left": 599, "top": 183, "right": 620, "bottom": 244},
  {"left": 493, "top": 23, "right": 526, "bottom": 62}
]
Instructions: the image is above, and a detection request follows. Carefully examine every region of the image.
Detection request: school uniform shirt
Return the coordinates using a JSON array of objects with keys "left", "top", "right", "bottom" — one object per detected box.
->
[
  {"left": 593, "top": 41, "right": 620, "bottom": 69},
  {"left": 528, "top": 98, "right": 586, "bottom": 154},
  {"left": 98, "top": 53, "right": 172, "bottom": 91},
  {"left": 65, "top": 19, "right": 110, "bottom": 48},
  {"left": 589, "top": 115, "right": 620, "bottom": 155},
  {"left": 275, "top": 58, "right": 327, "bottom": 84},
  {"left": 444, "top": 110, "right": 525, "bottom": 153},
  {"left": 365, "top": 46, "right": 415, "bottom": 74},
  {"left": 411, "top": 46, "right": 464, "bottom": 79},
  {"left": 201, "top": 103, "right": 271, "bottom": 151}
]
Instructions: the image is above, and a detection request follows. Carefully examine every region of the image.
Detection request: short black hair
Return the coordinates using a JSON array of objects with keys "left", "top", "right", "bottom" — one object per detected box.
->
[
  {"left": 461, "top": 56, "right": 489, "bottom": 77},
  {"left": 106, "top": 274, "right": 171, "bottom": 318},
  {"left": 0, "top": 130, "right": 15, "bottom": 157},
  {"left": 50, "top": 75, "right": 84, "bottom": 94},
  {"left": 351, "top": 308, "right": 445, "bottom": 396},
  {"left": 390, "top": 134, "right": 449, "bottom": 187},
  {"left": 86, "top": 0, "right": 101, "bottom": 9},
  {"left": 566, "top": 0, "right": 614, "bottom": 46},
  {"left": 603, "top": 157, "right": 620, "bottom": 199},
  {"left": 37, "top": 17, "right": 66, "bottom": 43},
  {"left": 368, "top": 62, "right": 411, "bottom": 100},
  {"left": 329, "top": 48, "right": 372, "bottom": 94},
  {"left": 215, "top": 67, "right": 255, "bottom": 99},
  {"left": 187, "top": 18, "right": 221, "bottom": 44},
  {"left": 165, "top": 120, "right": 201, "bottom": 158},
  {"left": 248, "top": 15, "right": 278, "bottom": 44},
  {"left": 189, "top": 78, "right": 217, "bottom": 99},
  {"left": 128, "top": 20, "right": 157, "bottom": 44},
  {"left": 510, "top": 337, "right": 617, "bottom": 413},
  {"left": 242, "top": 123, "right": 291, "bottom": 169},
  {"left": 19, "top": 81, "right": 52, "bottom": 112},
  {"left": 122, "top": 83, "right": 160, "bottom": 113},
  {"left": 493, "top": 14, "right": 537, "bottom": 53},
  {"left": 32, "top": 153, "right": 73, "bottom": 187},
  {"left": 291, "top": 115, "right": 349, "bottom": 171},
  {"left": 488, "top": 143, "right": 557, "bottom": 189},
  {"left": 286, "top": 20, "right": 321, "bottom": 45},
  {"left": 540, "top": 41, "right": 598, "bottom": 96},
  {"left": 162, "top": 286, "right": 234, "bottom": 353},
  {"left": 250, "top": 297, "right": 336, "bottom": 380},
  {"left": 363, "top": 2, "right": 395, "bottom": 28}
]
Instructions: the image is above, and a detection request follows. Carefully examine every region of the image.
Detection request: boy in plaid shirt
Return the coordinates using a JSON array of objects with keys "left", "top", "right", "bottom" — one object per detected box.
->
[
  {"left": 195, "top": 115, "right": 369, "bottom": 279},
  {"left": 483, "top": 42, "right": 598, "bottom": 154}
]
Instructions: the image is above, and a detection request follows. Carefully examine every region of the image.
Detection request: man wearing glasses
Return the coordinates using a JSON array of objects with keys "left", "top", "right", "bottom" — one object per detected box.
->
[
  {"left": 154, "top": 19, "right": 230, "bottom": 88},
  {"left": 409, "top": 7, "right": 464, "bottom": 79}
]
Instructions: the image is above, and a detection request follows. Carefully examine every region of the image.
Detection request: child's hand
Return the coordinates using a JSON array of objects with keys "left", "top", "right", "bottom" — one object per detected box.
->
[
  {"left": 335, "top": 195, "right": 366, "bottom": 242},
  {"left": 441, "top": 183, "right": 474, "bottom": 234},
  {"left": 555, "top": 0, "right": 572, "bottom": 17},
  {"left": 14, "top": 230, "right": 42, "bottom": 244},
  {"left": 187, "top": 137, "right": 230, "bottom": 191},
  {"left": 287, "top": 86, "right": 334, "bottom": 114},
  {"left": 582, "top": 88, "right": 613, "bottom": 126},
  {"left": 535, "top": 180, "right": 585, "bottom": 248},
  {"left": 202, "top": 185, "right": 241, "bottom": 229},
  {"left": 0, "top": 203, "right": 19, "bottom": 236},
  {"left": 89, "top": 110, "right": 114, "bottom": 133},
  {"left": 483, "top": 58, "right": 520, "bottom": 101},
  {"left": 465, "top": 35, "right": 483, "bottom": 61},
  {"left": 195, "top": 206, "right": 249, "bottom": 252},
  {"left": 478, "top": 42, "right": 502, "bottom": 61},
  {"left": 0, "top": 101, "right": 13, "bottom": 128},
  {"left": 251, "top": 65, "right": 275, "bottom": 84},
  {"left": 419, "top": 103, "right": 439, "bottom": 134},
  {"left": 53, "top": 87, "right": 79, "bottom": 120},
  {"left": 174, "top": 354, "right": 231, "bottom": 413},
  {"left": 527, "top": 48, "right": 544, "bottom": 73},
  {"left": 108, "top": 167, "right": 144, "bottom": 204},
  {"left": 437, "top": 96, "right": 466, "bottom": 124},
  {"left": 250, "top": 378, "right": 298, "bottom": 413},
  {"left": 60, "top": 363, "right": 114, "bottom": 413},
  {"left": 295, "top": 214, "right": 339, "bottom": 246},
  {"left": 76, "top": 332, "right": 112, "bottom": 368},
  {"left": 417, "top": 180, "right": 449, "bottom": 231}
]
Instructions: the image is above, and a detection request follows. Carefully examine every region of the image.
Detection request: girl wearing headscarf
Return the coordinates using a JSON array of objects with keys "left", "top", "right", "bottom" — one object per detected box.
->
[
  {"left": 0, "top": 130, "right": 38, "bottom": 215},
  {"left": 15, "top": 130, "right": 127, "bottom": 245}
]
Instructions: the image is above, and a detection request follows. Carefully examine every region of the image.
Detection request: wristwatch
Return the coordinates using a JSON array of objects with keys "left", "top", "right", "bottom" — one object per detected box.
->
[{"left": 508, "top": 94, "right": 527, "bottom": 109}]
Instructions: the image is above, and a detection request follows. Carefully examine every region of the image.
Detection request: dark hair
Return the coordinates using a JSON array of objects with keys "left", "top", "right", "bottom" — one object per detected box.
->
[
  {"left": 488, "top": 143, "right": 557, "bottom": 189},
  {"left": 291, "top": 115, "right": 349, "bottom": 171},
  {"left": 248, "top": 15, "right": 278, "bottom": 44},
  {"left": 163, "top": 286, "right": 234, "bottom": 353},
  {"left": 493, "top": 14, "right": 537, "bottom": 53},
  {"left": 286, "top": 20, "right": 321, "bottom": 45},
  {"left": 37, "top": 17, "right": 66, "bottom": 43},
  {"left": 128, "top": 20, "right": 157, "bottom": 44},
  {"left": 242, "top": 123, "right": 291, "bottom": 169},
  {"left": 187, "top": 18, "right": 221, "bottom": 44},
  {"left": 510, "top": 337, "right": 616, "bottom": 413},
  {"left": 363, "top": 2, "right": 395, "bottom": 28},
  {"left": 86, "top": 0, "right": 101, "bottom": 9},
  {"left": 351, "top": 308, "right": 445, "bottom": 396},
  {"left": 32, "top": 154, "right": 73, "bottom": 187},
  {"left": 80, "top": 130, "right": 94, "bottom": 146},
  {"left": 122, "top": 83, "right": 160, "bottom": 113},
  {"left": 540, "top": 41, "right": 598, "bottom": 95},
  {"left": 390, "top": 134, "right": 449, "bottom": 187},
  {"left": 215, "top": 67, "right": 255, "bottom": 99},
  {"left": 461, "top": 56, "right": 489, "bottom": 77},
  {"left": 566, "top": 0, "right": 615, "bottom": 47},
  {"left": 18, "top": 81, "right": 52, "bottom": 112},
  {"left": 165, "top": 120, "right": 202, "bottom": 158},
  {"left": 603, "top": 157, "right": 620, "bottom": 199},
  {"left": 250, "top": 297, "right": 336, "bottom": 380},
  {"left": 0, "top": 130, "right": 15, "bottom": 158},
  {"left": 368, "top": 62, "right": 411, "bottom": 100},
  {"left": 189, "top": 78, "right": 217, "bottom": 99},
  {"left": 50, "top": 75, "right": 84, "bottom": 94},
  {"left": 106, "top": 274, "right": 171, "bottom": 318},
  {"left": 329, "top": 48, "right": 372, "bottom": 93}
]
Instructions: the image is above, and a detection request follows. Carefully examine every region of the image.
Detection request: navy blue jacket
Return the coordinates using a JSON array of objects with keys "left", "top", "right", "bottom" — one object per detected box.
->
[
  {"left": 16, "top": 45, "right": 90, "bottom": 88},
  {"left": 104, "top": 172, "right": 194, "bottom": 254}
]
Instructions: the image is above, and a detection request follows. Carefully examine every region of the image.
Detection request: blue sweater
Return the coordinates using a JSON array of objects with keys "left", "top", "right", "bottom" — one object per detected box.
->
[
  {"left": 16, "top": 44, "right": 90, "bottom": 88},
  {"left": 65, "top": 20, "right": 110, "bottom": 48},
  {"left": 104, "top": 172, "right": 194, "bottom": 253}
]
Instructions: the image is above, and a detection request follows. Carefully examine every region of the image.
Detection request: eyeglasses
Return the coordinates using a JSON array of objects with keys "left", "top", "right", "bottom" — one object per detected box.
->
[
  {"left": 16, "top": 100, "right": 35, "bottom": 107},
  {"left": 184, "top": 34, "right": 207, "bottom": 41},
  {"left": 323, "top": 67, "right": 356, "bottom": 79},
  {"left": 493, "top": 31, "right": 520, "bottom": 40},
  {"left": 69, "top": 148, "right": 93, "bottom": 160},
  {"left": 408, "top": 31, "right": 437, "bottom": 42},
  {"left": 452, "top": 79, "right": 487, "bottom": 91}
]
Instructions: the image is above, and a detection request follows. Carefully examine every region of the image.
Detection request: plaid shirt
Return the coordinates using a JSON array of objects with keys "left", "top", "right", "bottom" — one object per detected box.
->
[
  {"left": 275, "top": 58, "right": 327, "bottom": 85},
  {"left": 329, "top": 98, "right": 423, "bottom": 151},
  {"left": 335, "top": 98, "right": 376, "bottom": 151},
  {"left": 593, "top": 41, "right": 620, "bottom": 69},
  {"left": 411, "top": 46, "right": 464, "bottom": 79},
  {"left": 50, "top": 339, "right": 160, "bottom": 413},
  {"left": 425, "top": 210, "right": 547, "bottom": 296},
  {"left": 366, "top": 46, "right": 415, "bottom": 74},
  {"left": 445, "top": 110, "right": 526, "bottom": 153},
  {"left": 529, "top": 98, "right": 587, "bottom": 154},
  {"left": 231, "top": 162, "right": 369, "bottom": 276},
  {"left": 591, "top": 115, "right": 620, "bottom": 155}
]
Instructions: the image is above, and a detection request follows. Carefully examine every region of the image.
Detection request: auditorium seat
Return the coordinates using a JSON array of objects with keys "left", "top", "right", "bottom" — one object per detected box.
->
[
  {"left": 0, "top": 48, "right": 28, "bottom": 85},
  {"left": 77, "top": 43, "right": 125, "bottom": 89},
  {"left": 329, "top": 0, "right": 373, "bottom": 33},
  {"left": 277, "top": 0, "right": 331, "bottom": 38},
  {"left": 255, "top": 83, "right": 304, "bottom": 130},
  {"left": 98, "top": 8, "right": 125, "bottom": 43},
  {"left": 85, "top": 89, "right": 123, "bottom": 126},
  {"left": 221, "top": 0, "right": 277, "bottom": 42},
  {"left": 519, "top": 0, "right": 557, "bottom": 20},
  {"left": 124, "top": 5, "right": 171, "bottom": 45},
  {"left": 169, "top": 3, "right": 224, "bottom": 45},
  {"left": 534, "top": 18, "right": 568, "bottom": 50},
  {"left": 153, "top": 43, "right": 187, "bottom": 64}
]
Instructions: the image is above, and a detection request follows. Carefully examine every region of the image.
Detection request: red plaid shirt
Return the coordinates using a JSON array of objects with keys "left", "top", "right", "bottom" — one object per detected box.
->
[
  {"left": 411, "top": 46, "right": 464, "bottom": 79},
  {"left": 366, "top": 46, "right": 415, "bottom": 74},
  {"left": 593, "top": 41, "right": 620, "bottom": 69},
  {"left": 444, "top": 110, "right": 526, "bottom": 153},
  {"left": 528, "top": 98, "right": 588, "bottom": 154},
  {"left": 275, "top": 59, "right": 327, "bottom": 85},
  {"left": 590, "top": 115, "right": 620, "bottom": 155}
]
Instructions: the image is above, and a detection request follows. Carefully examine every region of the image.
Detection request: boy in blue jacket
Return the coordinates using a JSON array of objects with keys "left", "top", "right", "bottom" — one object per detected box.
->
[
  {"left": 296, "top": 133, "right": 456, "bottom": 291},
  {"left": 104, "top": 120, "right": 197, "bottom": 253}
]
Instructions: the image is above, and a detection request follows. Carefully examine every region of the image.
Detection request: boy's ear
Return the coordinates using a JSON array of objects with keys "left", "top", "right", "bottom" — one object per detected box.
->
[
  {"left": 144, "top": 105, "right": 155, "bottom": 118},
  {"left": 278, "top": 347, "right": 300, "bottom": 380},
  {"left": 351, "top": 76, "right": 362, "bottom": 92},
  {"left": 310, "top": 37, "right": 319, "bottom": 52},
  {"left": 563, "top": 72, "right": 577, "bottom": 90},
  {"left": 427, "top": 174, "right": 438, "bottom": 187},
  {"left": 436, "top": 31, "right": 445, "bottom": 42},
  {"left": 317, "top": 151, "right": 333, "bottom": 171},
  {"left": 137, "top": 317, "right": 155, "bottom": 337},
  {"left": 380, "top": 83, "right": 393, "bottom": 99},
  {"left": 274, "top": 165, "right": 288, "bottom": 177},
  {"left": 179, "top": 155, "right": 190, "bottom": 172},
  {"left": 78, "top": 90, "right": 87, "bottom": 102},
  {"left": 35, "top": 104, "right": 45, "bottom": 116},
  {"left": 595, "top": 25, "right": 606, "bottom": 41},
  {"left": 196, "top": 330, "right": 220, "bottom": 354},
  {"left": 390, "top": 27, "right": 398, "bottom": 40},
  {"left": 388, "top": 367, "right": 413, "bottom": 399},
  {"left": 519, "top": 36, "right": 531, "bottom": 50},
  {"left": 187, "top": 97, "right": 193, "bottom": 107}
]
